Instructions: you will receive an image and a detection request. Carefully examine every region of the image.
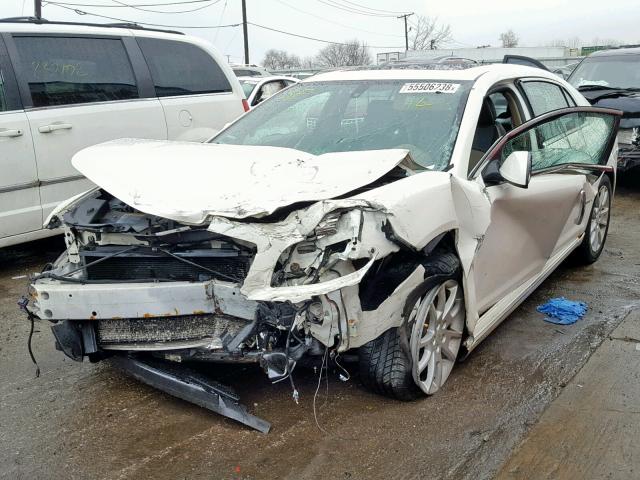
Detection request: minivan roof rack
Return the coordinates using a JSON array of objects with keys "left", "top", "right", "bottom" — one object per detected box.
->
[{"left": 0, "top": 17, "right": 184, "bottom": 35}]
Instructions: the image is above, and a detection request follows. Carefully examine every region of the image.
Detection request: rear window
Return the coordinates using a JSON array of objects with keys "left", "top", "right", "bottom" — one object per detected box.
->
[
  {"left": 234, "top": 69, "right": 262, "bottom": 77},
  {"left": 240, "top": 80, "right": 258, "bottom": 97},
  {"left": 13, "top": 36, "right": 138, "bottom": 108},
  {"left": 137, "top": 38, "right": 231, "bottom": 97}
]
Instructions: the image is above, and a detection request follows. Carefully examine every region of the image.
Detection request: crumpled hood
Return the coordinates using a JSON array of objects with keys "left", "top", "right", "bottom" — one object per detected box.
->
[{"left": 72, "top": 139, "right": 412, "bottom": 224}]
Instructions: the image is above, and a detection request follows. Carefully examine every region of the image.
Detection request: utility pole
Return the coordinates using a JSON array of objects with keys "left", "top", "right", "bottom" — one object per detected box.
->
[
  {"left": 241, "top": 0, "right": 249, "bottom": 64},
  {"left": 398, "top": 13, "right": 413, "bottom": 52},
  {"left": 34, "top": 0, "right": 42, "bottom": 19}
]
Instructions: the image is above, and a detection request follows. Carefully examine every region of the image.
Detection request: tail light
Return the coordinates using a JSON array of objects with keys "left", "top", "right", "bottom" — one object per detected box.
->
[{"left": 242, "top": 99, "right": 250, "bottom": 112}]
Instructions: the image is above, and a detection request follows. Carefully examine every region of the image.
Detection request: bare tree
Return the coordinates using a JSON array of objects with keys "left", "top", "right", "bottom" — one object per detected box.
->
[
  {"left": 409, "top": 15, "right": 452, "bottom": 50},
  {"left": 301, "top": 56, "right": 319, "bottom": 69},
  {"left": 315, "top": 40, "right": 371, "bottom": 67},
  {"left": 499, "top": 29, "right": 519, "bottom": 48},
  {"left": 262, "top": 49, "right": 301, "bottom": 70}
]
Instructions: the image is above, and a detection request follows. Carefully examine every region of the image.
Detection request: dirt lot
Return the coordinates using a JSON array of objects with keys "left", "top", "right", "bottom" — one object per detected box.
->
[{"left": 1, "top": 183, "right": 639, "bottom": 480}]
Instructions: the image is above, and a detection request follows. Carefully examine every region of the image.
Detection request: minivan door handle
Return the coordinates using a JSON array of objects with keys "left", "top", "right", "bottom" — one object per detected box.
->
[
  {"left": 38, "top": 123, "right": 73, "bottom": 133},
  {"left": 0, "top": 128, "right": 23, "bottom": 138}
]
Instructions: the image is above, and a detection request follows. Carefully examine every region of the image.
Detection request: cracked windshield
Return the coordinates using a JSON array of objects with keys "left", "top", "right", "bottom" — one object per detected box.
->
[{"left": 213, "top": 80, "right": 471, "bottom": 170}]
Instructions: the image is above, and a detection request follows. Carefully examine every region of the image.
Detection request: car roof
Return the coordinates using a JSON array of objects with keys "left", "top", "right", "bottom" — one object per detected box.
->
[
  {"left": 303, "top": 63, "right": 555, "bottom": 83},
  {"left": 590, "top": 47, "right": 640, "bottom": 57},
  {"left": 0, "top": 19, "right": 181, "bottom": 39},
  {"left": 238, "top": 75, "right": 299, "bottom": 83}
]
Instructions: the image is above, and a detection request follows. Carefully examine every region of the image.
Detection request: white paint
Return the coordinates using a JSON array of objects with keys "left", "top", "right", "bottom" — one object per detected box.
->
[
  {"left": 33, "top": 64, "right": 620, "bottom": 373},
  {"left": 72, "top": 140, "right": 412, "bottom": 224},
  {"left": 0, "top": 21, "right": 245, "bottom": 248}
]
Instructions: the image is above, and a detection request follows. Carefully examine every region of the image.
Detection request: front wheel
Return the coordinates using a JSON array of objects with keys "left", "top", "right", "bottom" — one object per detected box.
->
[
  {"left": 575, "top": 176, "right": 612, "bottom": 264},
  {"left": 358, "top": 253, "right": 465, "bottom": 400}
]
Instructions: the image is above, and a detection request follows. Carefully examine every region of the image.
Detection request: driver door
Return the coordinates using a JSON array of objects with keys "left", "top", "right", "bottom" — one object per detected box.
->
[{"left": 471, "top": 107, "right": 620, "bottom": 314}]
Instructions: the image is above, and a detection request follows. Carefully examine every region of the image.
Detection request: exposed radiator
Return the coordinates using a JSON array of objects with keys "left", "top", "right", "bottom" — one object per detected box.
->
[{"left": 97, "top": 314, "right": 247, "bottom": 346}]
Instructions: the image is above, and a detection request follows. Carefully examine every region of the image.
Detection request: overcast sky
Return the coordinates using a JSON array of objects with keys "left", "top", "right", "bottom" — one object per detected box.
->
[{"left": 1, "top": 0, "right": 639, "bottom": 64}]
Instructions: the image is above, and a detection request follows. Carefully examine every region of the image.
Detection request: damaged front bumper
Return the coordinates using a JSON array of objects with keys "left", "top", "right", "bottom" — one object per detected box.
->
[{"left": 29, "top": 184, "right": 436, "bottom": 430}]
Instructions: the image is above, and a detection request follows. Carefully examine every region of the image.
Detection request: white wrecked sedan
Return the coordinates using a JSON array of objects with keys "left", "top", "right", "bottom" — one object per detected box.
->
[{"left": 29, "top": 65, "right": 621, "bottom": 430}]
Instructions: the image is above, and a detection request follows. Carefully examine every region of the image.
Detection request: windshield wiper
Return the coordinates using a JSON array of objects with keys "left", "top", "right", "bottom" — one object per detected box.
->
[{"left": 578, "top": 85, "right": 640, "bottom": 92}]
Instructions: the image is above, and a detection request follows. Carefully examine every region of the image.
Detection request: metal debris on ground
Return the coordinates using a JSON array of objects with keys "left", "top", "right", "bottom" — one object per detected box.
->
[{"left": 537, "top": 297, "right": 588, "bottom": 325}]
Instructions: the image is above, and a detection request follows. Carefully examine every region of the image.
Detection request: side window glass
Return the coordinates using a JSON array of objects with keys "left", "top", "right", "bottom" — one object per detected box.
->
[
  {"left": 13, "top": 36, "right": 138, "bottom": 108},
  {"left": 521, "top": 81, "right": 569, "bottom": 116},
  {"left": 137, "top": 38, "right": 231, "bottom": 97},
  {"left": 501, "top": 112, "right": 615, "bottom": 171}
]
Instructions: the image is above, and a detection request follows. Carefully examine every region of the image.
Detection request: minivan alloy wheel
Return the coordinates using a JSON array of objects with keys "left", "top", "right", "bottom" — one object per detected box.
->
[
  {"left": 589, "top": 184, "right": 610, "bottom": 254},
  {"left": 409, "top": 279, "right": 465, "bottom": 394}
]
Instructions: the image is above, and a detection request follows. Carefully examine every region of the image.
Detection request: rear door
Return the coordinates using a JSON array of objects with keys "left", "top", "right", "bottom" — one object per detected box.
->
[
  {"left": 137, "top": 37, "right": 244, "bottom": 142},
  {"left": 6, "top": 33, "right": 166, "bottom": 221},
  {"left": 0, "top": 35, "right": 41, "bottom": 241}
]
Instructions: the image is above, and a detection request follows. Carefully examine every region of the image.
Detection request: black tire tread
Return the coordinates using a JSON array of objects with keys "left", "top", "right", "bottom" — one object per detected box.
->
[{"left": 358, "top": 250, "right": 461, "bottom": 401}]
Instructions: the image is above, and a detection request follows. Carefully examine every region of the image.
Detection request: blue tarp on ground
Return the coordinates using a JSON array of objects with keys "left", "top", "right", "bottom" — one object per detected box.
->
[{"left": 537, "top": 297, "right": 588, "bottom": 325}]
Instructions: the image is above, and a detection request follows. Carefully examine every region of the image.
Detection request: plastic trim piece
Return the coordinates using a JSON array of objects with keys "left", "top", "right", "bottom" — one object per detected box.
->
[{"left": 110, "top": 355, "right": 271, "bottom": 433}]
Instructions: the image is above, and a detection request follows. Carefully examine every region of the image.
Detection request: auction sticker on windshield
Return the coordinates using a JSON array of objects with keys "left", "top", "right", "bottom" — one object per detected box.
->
[{"left": 400, "top": 82, "right": 460, "bottom": 94}]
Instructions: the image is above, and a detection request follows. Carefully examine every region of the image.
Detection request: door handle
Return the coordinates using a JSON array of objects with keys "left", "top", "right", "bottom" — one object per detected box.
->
[
  {"left": 38, "top": 123, "right": 73, "bottom": 133},
  {"left": 0, "top": 128, "right": 23, "bottom": 138}
]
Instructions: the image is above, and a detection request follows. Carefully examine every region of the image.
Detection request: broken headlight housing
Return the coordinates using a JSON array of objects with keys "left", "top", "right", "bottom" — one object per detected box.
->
[{"left": 296, "top": 210, "right": 347, "bottom": 254}]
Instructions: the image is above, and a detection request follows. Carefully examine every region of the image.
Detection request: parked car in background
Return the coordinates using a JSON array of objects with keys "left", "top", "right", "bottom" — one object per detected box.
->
[
  {"left": 568, "top": 47, "right": 640, "bottom": 172},
  {"left": 238, "top": 76, "right": 299, "bottom": 109},
  {"left": 0, "top": 18, "right": 246, "bottom": 248},
  {"left": 552, "top": 62, "right": 579, "bottom": 79},
  {"left": 31, "top": 64, "right": 620, "bottom": 430},
  {"left": 231, "top": 64, "right": 271, "bottom": 77}
]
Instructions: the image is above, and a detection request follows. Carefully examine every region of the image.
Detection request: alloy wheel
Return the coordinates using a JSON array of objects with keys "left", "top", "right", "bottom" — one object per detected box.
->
[
  {"left": 589, "top": 184, "right": 610, "bottom": 254},
  {"left": 409, "top": 280, "right": 465, "bottom": 395}
]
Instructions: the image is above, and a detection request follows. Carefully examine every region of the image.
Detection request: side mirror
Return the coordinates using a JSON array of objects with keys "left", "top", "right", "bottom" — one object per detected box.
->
[{"left": 499, "top": 151, "right": 532, "bottom": 188}]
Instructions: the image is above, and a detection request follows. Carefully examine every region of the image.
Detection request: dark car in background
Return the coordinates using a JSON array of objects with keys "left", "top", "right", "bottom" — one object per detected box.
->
[{"left": 568, "top": 48, "right": 640, "bottom": 172}]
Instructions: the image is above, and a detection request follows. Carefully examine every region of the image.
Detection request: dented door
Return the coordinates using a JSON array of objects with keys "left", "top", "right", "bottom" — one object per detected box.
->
[{"left": 472, "top": 108, "right": 621, "bottom": 314}]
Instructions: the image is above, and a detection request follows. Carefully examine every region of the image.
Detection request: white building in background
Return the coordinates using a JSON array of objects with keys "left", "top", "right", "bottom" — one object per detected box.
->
[{"left": 377, "top": 46, "right": 579, "bottom": 68}]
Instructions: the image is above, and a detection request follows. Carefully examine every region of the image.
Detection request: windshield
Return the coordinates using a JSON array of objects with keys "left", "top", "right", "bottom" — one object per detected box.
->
[
  {"left": 240, "top": 80, "right": 259, "bottom": 97},
  {"left": 569, "top": 54, "right": 640, "bottom": 90},
  {"left": 212, "top": 79, "right": 472, "bottom": 170}
]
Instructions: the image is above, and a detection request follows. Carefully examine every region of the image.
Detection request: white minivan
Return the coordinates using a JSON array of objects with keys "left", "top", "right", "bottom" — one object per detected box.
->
[{"left": 0, "top": 19, "right": 247, "bottom": 248}]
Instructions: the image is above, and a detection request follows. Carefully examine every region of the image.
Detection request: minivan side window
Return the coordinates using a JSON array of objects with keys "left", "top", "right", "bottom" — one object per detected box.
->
[
  {"left": 521, "top": 81, "right": 569, "bottom": 116},
  {"left": 137, "top": 38, "right": 231, "bottom": 97},
  {"left": 13, "top": 36, "right": 139, "bottom": 108}
]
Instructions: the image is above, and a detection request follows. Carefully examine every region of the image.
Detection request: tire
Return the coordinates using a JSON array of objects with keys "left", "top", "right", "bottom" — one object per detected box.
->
[
  {"left": 358, "top": 251, "right": 463, "bottom": 401},
  {"left": 574, "top": 176, "right": 612, "bottom": 264}
]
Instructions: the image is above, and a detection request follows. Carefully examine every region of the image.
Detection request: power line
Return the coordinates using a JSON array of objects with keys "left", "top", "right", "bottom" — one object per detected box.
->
[
  {"left": 338, "top": 0, "right": 409, "bottom": 16},
  {"left": 316, "top": 0, "right": 400, "bottom": 17},
  {"left": 213, "top": 0, "right": 227, "bottom": 42},
  {"left": 248, "top": 22, "right": 403, "bottom": 48},
  {"left": 45, "top": 0, "right": 213, "bottom": 7},
  {"left": 273, "top": 0, "right": 403, "bottom": 38},
  {"left": 44, "top": 2, "right": 404, "bottom": 48},
  {"left": 45, "top": 2, "right": 240, "bottom": 28},
  {"left": 109, "top": 0, "right": 222, "bottom": 14}
]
